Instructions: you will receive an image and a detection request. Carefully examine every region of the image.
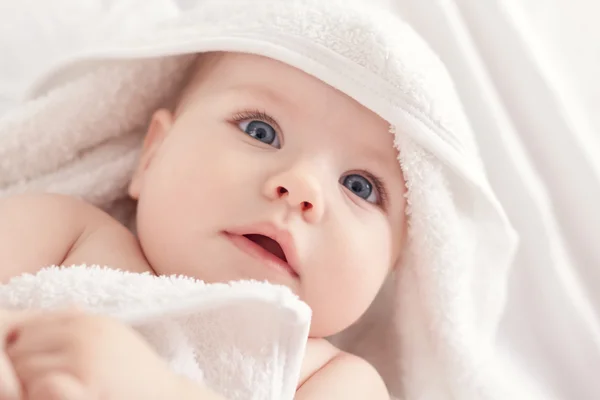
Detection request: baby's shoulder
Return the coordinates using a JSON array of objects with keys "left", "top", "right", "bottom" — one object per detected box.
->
[
  {"left": 298, "top": 338, "right": 338, "bottom": 383},
  {"left": 0, "top": 193, "right": 131, "bottom": 281},
  {"left": 297, "top": 338, "right": 389, "bottom": 399},
  {"left": 0, "top": 192, "right": 95, "bottom": 215},
  {"left": 0, "top": 192, "right": 123, "bottom": 227},
  {"left": 0, "top": 193, "right": 123, "bottom": 239}
]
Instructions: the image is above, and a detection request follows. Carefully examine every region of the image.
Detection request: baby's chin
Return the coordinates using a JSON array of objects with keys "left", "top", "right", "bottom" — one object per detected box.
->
[
  {"left": 304, "top": 289, "right": 384, "bottom": 339},
  {"left": 305, "top": 308, "right": 364, "bottom": 339},
  {"left": 308, "top": 320, "right": 352, "bottom": 339}
]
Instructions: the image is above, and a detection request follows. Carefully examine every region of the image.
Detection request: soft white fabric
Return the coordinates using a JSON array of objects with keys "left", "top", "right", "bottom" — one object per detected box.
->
[
  {"left": 0, "top": 0, "right": 549, "bottom": 398},
  {"left": 384, "top": 2, "right": 600, "bottom": 399},
  {"left": 0, "top": 266, "right": 311, "bottom": 400}
]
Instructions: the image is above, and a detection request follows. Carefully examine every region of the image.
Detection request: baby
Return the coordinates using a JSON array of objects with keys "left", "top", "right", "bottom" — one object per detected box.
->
[{"left": 0, "top": 52, "right": 406, "bottom": 399}]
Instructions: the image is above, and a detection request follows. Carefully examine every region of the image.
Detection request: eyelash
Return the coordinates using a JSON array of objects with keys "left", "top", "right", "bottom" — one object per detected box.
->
[
  {"left": 231, "top": 109, "right": 280, "bottom": 132},
  {"left": 361, "top": 170, "right": 389, "bottom": 209},
  {"left": 230, "top": 109, "right": 390, "bottom": 209}
]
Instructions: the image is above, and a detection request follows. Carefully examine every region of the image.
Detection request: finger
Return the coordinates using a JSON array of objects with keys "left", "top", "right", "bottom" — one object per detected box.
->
[
  {"left": 0, "top": 310, "right": 81, "bottom": 400},
  {"left": 11, "top": 352, "right": 67, "bottom": 386},
  {"left": 0, "top": 351, "right": 21, "bottom": 400},
  {"left": 26, "top": 372, "right": 89, "bottom": 400},
  {"left": 0, "top": 310, "right": 39, "bottom": 339},
  {"left": 8, "top": 309, "right": 81, "bottom": 333},
  {"left": 6, "top": 309, "right": 88, "bottom": 359},
  {"left": 0, "top": 311, "right": 37, "bottom": 400},
  {"left": 6, "top": 323, "right": 66, "bottom": 360}
]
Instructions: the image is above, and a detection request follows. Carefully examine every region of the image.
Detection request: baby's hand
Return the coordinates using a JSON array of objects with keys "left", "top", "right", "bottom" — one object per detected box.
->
[
  {"left": 5, "top": 309, "right": 182, "bottom": 400},
  {"left": 0, "top": 310, "right": 26, "bottom": 400}
]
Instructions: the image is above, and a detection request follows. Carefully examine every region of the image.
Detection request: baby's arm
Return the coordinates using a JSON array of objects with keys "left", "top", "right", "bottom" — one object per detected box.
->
[
  {"left": 0, "top": 193, "right": 146, "bottom": 283},
  {"left": 297, "top": 343, "right": 389, "bottom": 400},
  {"left": 0, "top": 193, "right": 87, "bottom": 282}
]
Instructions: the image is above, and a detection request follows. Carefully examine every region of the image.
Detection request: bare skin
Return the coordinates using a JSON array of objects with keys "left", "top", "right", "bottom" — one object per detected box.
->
[
  {"left": 0, "top": 194, "right": 388, "bottom": 399},
  {"left": 0, "top": 52, "right": 404, "bottom": 399}
]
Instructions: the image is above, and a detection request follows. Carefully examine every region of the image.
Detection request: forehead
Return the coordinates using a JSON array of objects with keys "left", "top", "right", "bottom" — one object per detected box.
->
[
  {"left": 185, "top": 52, "right": 381, "bottom": 123},
  {"left": 183, "top": 52, "right": 400, "bottom": 170}
]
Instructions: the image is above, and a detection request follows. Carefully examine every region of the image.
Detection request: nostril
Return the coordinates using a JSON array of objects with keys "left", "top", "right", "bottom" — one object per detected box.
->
[
  {"left": 301, "top": 201, "right": 312, "bottom": 211},
  {"left": 277, "top": 186, "right": 288, "bottom": 196}
]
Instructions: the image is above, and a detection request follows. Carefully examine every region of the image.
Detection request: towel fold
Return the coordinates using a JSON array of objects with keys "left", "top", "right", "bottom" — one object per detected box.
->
[{"left": 0, "top": 266, "right": 311, "bottom": 400}]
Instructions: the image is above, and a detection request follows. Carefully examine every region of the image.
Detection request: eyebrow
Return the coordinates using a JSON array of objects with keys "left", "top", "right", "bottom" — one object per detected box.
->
[
  {"left": 346, "top": 133, "right": 392, "bottom": 162},
  {"left": 225, "top": 84, "right": 294, "bottom": 109}
]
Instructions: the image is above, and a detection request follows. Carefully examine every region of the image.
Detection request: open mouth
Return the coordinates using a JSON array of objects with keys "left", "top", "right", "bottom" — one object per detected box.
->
[
  {"left": 225, "top": 223, "right": 299, "bottom": 278},
  {"left": 243, "top": 234, "right": 287, "bottom": 263}
]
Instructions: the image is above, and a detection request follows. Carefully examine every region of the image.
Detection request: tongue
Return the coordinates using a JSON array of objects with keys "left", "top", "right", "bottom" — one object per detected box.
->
[{"left": 245, "top": 234, "right": 287, "bottom": 262}]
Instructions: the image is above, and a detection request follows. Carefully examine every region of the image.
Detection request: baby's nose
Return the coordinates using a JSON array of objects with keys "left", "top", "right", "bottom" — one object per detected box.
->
[{"left": 263, "top": 170, "right": 324, "bottom": 223}]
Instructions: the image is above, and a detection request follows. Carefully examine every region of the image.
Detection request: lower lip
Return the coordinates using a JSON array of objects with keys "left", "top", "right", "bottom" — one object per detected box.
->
[{"left": 224, "top": 233, "right": 299, "bottom": 278}]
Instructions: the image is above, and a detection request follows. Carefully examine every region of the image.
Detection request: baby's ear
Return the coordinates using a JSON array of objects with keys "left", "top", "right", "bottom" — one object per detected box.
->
[{"left": 128, "top": 109, "right": 174, "bottom": 200}]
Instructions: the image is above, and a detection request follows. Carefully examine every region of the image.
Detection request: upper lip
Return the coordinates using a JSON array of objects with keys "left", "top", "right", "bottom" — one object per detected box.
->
[{"left": 226, "top": 222, "right": 300, "bottom": 276}]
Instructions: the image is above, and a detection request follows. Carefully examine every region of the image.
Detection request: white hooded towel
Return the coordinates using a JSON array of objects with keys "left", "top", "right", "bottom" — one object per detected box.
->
[{"left": 0, "top": 0, "right": 545, "bottom": 398}]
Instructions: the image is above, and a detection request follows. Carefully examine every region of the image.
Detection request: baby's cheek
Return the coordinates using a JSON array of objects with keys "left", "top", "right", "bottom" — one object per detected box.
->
[
  {"left": 161, "top": 149, "right": 227, "bottom": 208},
  {"left": 334, "top": 229, "right": 391, "bottom": 293},
  {"left": 343, "top": 229, "right": 392, "bottom": 292}
]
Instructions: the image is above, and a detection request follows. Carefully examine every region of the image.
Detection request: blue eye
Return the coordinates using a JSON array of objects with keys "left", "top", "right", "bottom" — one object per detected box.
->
[
  {"left": 239, "top": 120, "right": 280, "bottom": 148},
  {"left": 341, "top": 174, "right": 377, "bottom": 203}
]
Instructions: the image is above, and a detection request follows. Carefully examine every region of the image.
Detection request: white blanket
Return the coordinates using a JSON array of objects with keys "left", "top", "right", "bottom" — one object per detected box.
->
[{"left": 0, "top": 266, "right": 311, "bottom": 400}]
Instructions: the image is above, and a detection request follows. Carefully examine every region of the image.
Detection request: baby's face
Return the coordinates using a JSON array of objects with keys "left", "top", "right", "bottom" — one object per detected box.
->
[{"left": 129, "top": 53, "right": 406, "bottom": 337}]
